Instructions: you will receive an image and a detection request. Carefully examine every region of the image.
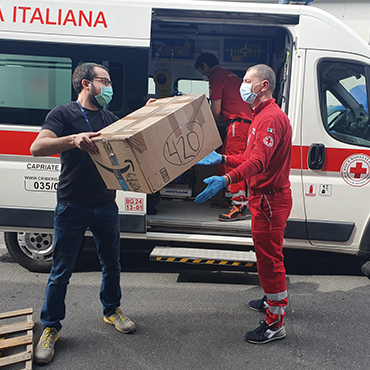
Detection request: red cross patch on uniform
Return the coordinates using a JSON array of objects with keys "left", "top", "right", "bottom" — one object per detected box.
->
[{"left": 263, "top": 135, "right": 274, "bottom": 148}]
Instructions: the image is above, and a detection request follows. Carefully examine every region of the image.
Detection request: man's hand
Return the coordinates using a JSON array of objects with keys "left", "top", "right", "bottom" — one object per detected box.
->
[
  {"left": 194, "top": 176, "right": 226, "bottom": 203},
  {"left": 197, "top": 151, "right": 222, "bottom": 165},
  {"left": 146, "top": 98, "right": 156, "bottom": 106},
  {"left": 73, "top": 132, "right": 101, "bottom": 154}
]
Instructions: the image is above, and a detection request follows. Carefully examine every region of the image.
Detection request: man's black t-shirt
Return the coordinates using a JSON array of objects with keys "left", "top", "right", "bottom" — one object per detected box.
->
[{"left": 42, "top": 101, "right": 119, "bottom": 206}]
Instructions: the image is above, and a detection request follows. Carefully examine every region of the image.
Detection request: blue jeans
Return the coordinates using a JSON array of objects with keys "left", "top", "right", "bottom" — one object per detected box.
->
[{"left": 40, "top": 200, "right": 121, "bottom": 331}]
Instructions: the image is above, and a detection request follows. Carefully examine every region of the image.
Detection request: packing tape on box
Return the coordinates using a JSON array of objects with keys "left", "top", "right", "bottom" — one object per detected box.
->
[
  {"left": 105, "top": 95, "right": 207, "bottom": 140},
  {"left": 106, "top": 97, "right": 178, "bottom": 139},
  {"left": 101, "top": 139, "right": 130, "bottom": 191},
  {"left": 168, "top": 96, "right": 205, "bottom": 138}
]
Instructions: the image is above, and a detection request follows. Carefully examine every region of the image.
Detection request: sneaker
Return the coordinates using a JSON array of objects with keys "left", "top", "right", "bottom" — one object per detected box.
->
[
  {"left": 104, "top": 307, "right": 136, "bottom": 333},
  {"left": 248, "top": 296, "right": 268, "bottom": 312},
  {"left": 245, "top": 320, "right": 286, "bottom": 344},
  {"left": 210, "top": 197, "right": 232, "bottom": 209},
  {"left": 218, "top": 205, "right": 248, "bottom": 221},
  {"left": 34, "top": 327, "right": 59, "bottom": 365}
]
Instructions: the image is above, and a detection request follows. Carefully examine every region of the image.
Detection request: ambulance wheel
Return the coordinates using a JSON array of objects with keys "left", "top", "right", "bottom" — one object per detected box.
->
[
  {"left": 361, "top": 260, "right": 370, "bottom": 280},
  {"left": 4, "top": 232, "right": 53, "bottom": 273}
]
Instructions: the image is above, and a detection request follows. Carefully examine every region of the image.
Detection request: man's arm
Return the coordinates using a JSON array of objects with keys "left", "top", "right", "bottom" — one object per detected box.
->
[
  {"left": 30, "top": 129, "right": 101, "bottom": 157},
  {"left": 210, "top": 100, "right": 222, "bottom": 121}
]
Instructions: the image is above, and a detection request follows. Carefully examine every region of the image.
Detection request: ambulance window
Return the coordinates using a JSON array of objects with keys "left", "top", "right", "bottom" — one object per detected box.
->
[
  {"left": 319, "top": 60, "right": 370, "bottom": 147},
  {"left": 0, "top": 54, "right": 71, "bottom": 110},
  {"left": 176, "top": 79, "right": 209, "bottom": 98},
  {"left": 148, "top": 77, "right": 156, "bottom": 97},
  {"left": 326, "top": 92, "right": 345, "bottom": 123}
]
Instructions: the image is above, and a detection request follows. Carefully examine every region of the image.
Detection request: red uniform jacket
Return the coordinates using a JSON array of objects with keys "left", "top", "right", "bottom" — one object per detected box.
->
[
  {"left": 226, "top": 99, "right": 292, "bottom": 192},
  {"left": 209, "top": 66, "right": 252, "bottom": 121}
]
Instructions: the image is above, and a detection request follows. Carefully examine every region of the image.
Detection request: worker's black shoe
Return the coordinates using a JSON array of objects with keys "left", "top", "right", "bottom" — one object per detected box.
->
[
  {"left": 248, "top": 295, "right": 268, "bottom": 312},
  {"left": 245, "top": 320, "right": 286, "bottom": 344},
  {"left": 210, "top": 197, "right": 232, "bottom": 209}
]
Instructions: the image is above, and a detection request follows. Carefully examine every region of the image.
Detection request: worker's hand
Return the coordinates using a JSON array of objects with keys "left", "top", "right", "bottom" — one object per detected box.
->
[
  {"left": 194, "top": 176, "right": 225, "bottom": 203},
  {"left": 196, "top": 151, "right": 222, "bottom": 165},
  {"left": 73, "top": 132, "right": 101, "bottom": 155},
  {"left": 146, "top": 98, "right": 156, "bottom": 106}
]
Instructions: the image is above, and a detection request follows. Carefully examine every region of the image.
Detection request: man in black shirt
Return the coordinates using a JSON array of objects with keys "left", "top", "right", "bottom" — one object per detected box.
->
[{"left": 31, "top": 63, "right": 135, "bottom": 365}]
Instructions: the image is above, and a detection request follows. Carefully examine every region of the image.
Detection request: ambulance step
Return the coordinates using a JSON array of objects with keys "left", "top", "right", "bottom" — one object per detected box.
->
[{"left": 150, "top": 246, "right": 256, "bottom": 267}]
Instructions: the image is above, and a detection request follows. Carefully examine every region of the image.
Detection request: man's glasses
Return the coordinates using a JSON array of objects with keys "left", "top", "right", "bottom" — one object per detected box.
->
[{"left": 91, "top": 77, "right": 113, "bottom": 87}]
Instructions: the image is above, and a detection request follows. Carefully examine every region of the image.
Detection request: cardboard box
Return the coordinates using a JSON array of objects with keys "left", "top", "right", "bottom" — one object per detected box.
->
[{"left": 90, "top": 94, "right": 222, "bottom": 194}]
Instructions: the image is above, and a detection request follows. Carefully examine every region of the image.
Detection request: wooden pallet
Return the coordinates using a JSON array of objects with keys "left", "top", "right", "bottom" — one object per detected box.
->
[{"left": 0, "top": 308, "right": 34, "bottom": 369}]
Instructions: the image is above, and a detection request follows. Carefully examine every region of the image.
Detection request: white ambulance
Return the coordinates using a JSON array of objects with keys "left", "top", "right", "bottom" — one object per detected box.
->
[{"left": 1, "top": 0, "right": 370, "bottom": 277}]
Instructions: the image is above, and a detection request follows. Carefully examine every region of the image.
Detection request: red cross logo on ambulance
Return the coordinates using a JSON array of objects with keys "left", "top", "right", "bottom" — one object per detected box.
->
[{"left": 341, "top": 154, "right": 370, "bottom": 187}]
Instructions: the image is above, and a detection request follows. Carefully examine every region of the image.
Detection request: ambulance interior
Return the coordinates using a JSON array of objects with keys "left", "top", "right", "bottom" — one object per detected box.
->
[{"left": 146, "top": 12, "right": 293, "bottom": 236}]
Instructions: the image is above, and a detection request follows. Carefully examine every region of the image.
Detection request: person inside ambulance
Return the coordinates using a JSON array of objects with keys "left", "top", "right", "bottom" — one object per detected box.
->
[
  {"left": 195, "top": 53, "right": 252, "bottom": 222},
  {"left": 195, "top": 64, "right": 292, "bottom": 344}
]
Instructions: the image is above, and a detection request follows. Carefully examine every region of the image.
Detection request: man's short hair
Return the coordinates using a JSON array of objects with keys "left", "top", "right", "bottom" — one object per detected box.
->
[
  {"left": 72, "top": 63, "right": 109, "bottom": 94},
  {"left": 194, "top": 53, "right": 219, "bottom": 69},
  {"left": 248, "top": 64, "right": 276, "bottom": 93}
]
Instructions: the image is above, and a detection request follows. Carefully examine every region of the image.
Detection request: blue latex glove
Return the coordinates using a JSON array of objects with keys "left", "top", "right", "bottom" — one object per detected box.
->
[
  {"left": 196, "top": 151, "right": 222, "bottom": 165},
  {"left": 194, "top": 176, "right": 226, "bottom": 203}
]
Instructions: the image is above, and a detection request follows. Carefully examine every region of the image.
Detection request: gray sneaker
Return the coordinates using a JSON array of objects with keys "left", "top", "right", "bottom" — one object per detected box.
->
[
  {"left": 104, "top": 307, "right": 136, "bottom": 333},
  {"left": 34, "top": 327, "right": 59, "bottom": 364}
]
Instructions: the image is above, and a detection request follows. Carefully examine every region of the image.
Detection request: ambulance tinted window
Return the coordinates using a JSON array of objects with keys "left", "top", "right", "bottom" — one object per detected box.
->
[
  {"left": 148, "top": 77, "right": 156, "bottom": 97},
  {"left": 0, "top": 39, "right": 148, "bottom": 124},
  {"left": 0, "top": 54, "right": 72, "bottom": 110},
  {"left": 319, "top": 60, "right": 370, "bottom": 147},
  {"left": 177, "top": 79, "right": 209, "bottom": 98}
]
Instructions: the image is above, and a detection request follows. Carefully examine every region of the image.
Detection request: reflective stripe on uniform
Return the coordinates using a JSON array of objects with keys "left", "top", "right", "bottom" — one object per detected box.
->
[
  {"left": 266, "top": 290, "right": 288, "bottom": 301},
  {"left": 268, "top": 305, "right": 286, "bottom": 315},
  {"left": 231, "top": 190, "right": 246, "bottom": 198}
]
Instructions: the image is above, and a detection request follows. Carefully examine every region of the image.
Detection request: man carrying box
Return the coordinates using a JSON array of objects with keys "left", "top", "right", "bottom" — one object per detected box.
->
[{"left": 30, "top": 63, "right": 136, "bottom": 365}]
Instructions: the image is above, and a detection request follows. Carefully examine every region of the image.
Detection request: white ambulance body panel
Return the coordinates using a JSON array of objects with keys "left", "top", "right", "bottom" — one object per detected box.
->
[
  {"left": 1, "top": 0, "right": 370, "bottom": 271},
  {"left": 0, "top": 1, "right": 151, "bottom": 47}
]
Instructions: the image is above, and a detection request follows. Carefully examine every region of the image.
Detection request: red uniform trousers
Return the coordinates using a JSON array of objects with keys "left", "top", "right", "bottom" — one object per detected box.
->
[
  {"left": 219, "top": 121, "right": 250, "bottom": 208},
  {"left": 248, "top": 188, "right": 292, "bottom": 327}
]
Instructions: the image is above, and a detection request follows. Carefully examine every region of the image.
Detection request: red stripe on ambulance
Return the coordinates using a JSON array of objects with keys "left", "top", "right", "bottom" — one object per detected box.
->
[
  {"left": 0, "top": 130, "right": 59, "bottom": 157},
  {"left": 291, "top": 145, "right": 370, "bottom": 172}
]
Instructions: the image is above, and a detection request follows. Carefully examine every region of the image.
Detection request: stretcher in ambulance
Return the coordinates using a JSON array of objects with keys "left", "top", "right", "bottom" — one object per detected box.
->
[{"left": 1, "top": 0, "right": 370, "bottom": 277}]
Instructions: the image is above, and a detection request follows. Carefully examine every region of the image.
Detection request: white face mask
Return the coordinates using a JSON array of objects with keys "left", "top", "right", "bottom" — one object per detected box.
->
[{"left": 240, "top": 81, "right": 262, "bottom": 105}]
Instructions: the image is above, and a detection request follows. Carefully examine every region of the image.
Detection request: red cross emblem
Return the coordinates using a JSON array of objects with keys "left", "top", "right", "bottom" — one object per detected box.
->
[
  {"left": 349, "top": 162, "right": 367, "bottom": 179},
  {"left": 341, "top": 154, "right": 370, "bottom": 187},
  {"left": 263, "top": 135, "right": 274, "bottom": 148}
]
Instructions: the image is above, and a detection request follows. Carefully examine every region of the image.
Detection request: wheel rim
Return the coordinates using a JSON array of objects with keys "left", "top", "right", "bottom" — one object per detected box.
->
[{"left": 17, "top": 232, "right": 54, "bottom": 262}]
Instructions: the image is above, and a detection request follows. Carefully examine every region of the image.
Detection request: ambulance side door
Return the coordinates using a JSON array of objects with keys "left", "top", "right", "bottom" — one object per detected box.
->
[{"left": 301, "top": 50, "right": 370, "bottom": 253}]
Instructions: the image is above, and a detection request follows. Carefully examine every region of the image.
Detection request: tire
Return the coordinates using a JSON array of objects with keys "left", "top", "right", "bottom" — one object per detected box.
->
[{"left": 4, "top": 231, "right": 54, "bottom": 273}]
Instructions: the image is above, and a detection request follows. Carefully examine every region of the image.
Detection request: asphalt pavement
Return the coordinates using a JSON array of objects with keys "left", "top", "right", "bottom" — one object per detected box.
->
[{"left": 1, "top": 235, "right": 370, "bottom": 370}]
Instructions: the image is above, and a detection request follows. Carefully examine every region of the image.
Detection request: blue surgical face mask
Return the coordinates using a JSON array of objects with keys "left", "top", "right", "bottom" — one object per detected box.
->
[
  {"left": 91, "top": 84, "right": 113, "bottom": 107},
  {"left": 240, "top": 81, "right": 262, "bottom": 105}
]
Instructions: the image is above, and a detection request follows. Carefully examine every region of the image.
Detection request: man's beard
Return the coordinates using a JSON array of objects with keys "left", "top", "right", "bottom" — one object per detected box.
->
[{"left": 88, "top": 85, "right": 103, "bottom": 109}]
